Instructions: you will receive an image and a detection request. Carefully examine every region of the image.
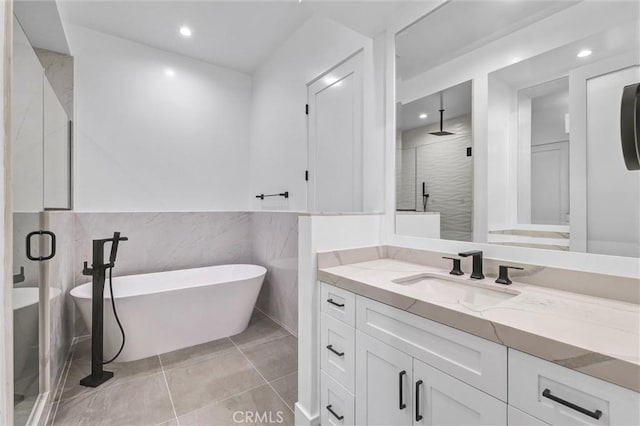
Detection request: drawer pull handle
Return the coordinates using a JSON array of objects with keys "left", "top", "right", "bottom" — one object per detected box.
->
[
  {"left": 327, "top": 298, "right": 345, "bottom": 308},
  {"left": 415, "top": 380, "right": 423, "bottom": 421},
  {"left": 542, "top": 389, "right": 603, "bottom": 420},
  {"left": 326, "top": 344, "right": 345, "bottom": 357},
  {"left": 399, "top": 370, "right": 407, "bottom": 410},
  {"left": 326, "top": 405, "right": 344, "bottom": 420}
]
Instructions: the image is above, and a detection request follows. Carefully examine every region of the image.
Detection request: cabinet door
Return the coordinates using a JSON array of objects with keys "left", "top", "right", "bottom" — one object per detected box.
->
[
  {"left": 356, "top": 330, "right": 413, "bottom": 426},
  {"left": 413, "top": 358, "right": 507, "bottom": 426}
]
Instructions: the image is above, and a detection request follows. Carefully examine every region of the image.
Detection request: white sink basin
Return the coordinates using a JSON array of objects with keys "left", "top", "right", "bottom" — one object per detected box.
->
[{"left": 392, "top": 273, "right": 519, "bottom": 310}]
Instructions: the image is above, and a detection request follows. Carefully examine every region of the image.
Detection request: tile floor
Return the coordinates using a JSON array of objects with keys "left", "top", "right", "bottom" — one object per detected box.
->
[{"left": 47, "top": 310, "right": 297, "bottom": 426}]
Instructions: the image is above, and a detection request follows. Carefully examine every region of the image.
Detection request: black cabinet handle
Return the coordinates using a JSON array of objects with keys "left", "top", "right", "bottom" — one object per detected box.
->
[
  {"left": 326, "top": 405, "right": 344, "bottom": 421},
  {"left": 542, "top": 389, "right": 603, "bottom": 420},
  {"left": 26, "top": 231, "right": 56, "bottom": 261},
  {"left": 326, "top": 344, "right": 344, "bottom": 357},
  {"left": 327, "top": 298, "right": 345, "bottom": 308},
  {"left": 399, "top": 370, "right": 407, "bottom": 410},
  {"left": 415, "top": 380, "right": 423, "bottom": 421}
]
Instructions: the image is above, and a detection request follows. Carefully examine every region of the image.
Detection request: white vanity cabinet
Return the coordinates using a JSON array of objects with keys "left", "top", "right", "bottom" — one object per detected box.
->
[{"left": 318, "top": 282, "right": 639, "bottom": 426}]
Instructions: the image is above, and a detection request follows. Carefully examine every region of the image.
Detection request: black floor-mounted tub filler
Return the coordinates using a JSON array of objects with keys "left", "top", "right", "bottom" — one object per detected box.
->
[{"left": 79, "top": 231, "right": 128, "bottom": 388}]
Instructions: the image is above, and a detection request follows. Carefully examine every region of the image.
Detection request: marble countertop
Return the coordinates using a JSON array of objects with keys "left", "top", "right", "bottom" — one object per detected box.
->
[{"left": 318, "top": 258, "right": 640, "bottom": 392}]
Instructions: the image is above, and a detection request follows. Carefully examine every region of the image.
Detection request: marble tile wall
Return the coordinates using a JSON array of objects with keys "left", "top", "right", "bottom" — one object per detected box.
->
[
  {"left": 70, "top": 212, "right": 299, "bottom": 337},
  {"left": 251, "top": 212, "right": 300, "bottom": 335},
  {"left": 34, "top": 47, "right": 73, "bottom": 119},
  {"left": 72, "top": 212, "right": 254, "bottom": 335}
]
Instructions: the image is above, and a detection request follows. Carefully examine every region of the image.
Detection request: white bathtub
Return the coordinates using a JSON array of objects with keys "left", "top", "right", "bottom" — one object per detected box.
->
[
  {"left": 14, "top": 287, "right": 61, "bottom": 387},
  {"left": 71, "top": 264, "right": 266, "bottom": 362}
]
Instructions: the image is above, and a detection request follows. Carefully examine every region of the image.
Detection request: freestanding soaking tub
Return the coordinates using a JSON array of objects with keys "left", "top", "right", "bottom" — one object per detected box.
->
[{"left": 71, "top": 264, "right": 266, "bottom": 362}]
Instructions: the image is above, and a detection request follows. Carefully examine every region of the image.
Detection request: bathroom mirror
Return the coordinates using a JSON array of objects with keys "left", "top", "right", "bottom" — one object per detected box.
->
[
  {"left": 487, "top": 17, "right": 640, "bottom": 257},
  {"left": 517, "top": 77, "right": 570, "bottom": 227},
  {"left": 393, "top": 0, "right": 640, "bottom": 259},
  {"left": 395, "top": 81, "right": 473, "bottom": 241}
]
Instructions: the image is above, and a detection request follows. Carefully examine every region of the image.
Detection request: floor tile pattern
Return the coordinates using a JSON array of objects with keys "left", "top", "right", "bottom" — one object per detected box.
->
[{"left": 48, "top": 311, "right": 297, "bottom": 426}]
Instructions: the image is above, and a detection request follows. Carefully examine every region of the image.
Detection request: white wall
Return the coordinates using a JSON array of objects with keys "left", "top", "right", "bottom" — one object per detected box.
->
[
  {"left": 67, "top": 25, "right": 252, "bottom": 212},
  {"left": 531, "top": 92, "right": 568, "bottom": 146},
  {"left": 248, "top": 15, "right": 383, "bottom": 212},
  {"left": 487, "top": 75, "right": 515, "bottom": 230}
]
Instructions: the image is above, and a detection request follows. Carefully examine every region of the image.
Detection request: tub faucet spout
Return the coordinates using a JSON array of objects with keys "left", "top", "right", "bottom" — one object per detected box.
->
[{"left": 83, "top": 232, "right": 129, "bottom": 277}]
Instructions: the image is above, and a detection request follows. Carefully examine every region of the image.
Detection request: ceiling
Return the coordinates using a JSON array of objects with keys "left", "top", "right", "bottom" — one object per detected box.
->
[
  {"left": 395, "top": 0, "right": 577, "bottom": 81},
  {"left": 15, "top": 0, "right": 70, "bottom": 54},
  {"left": 58, "top": 0, "right": 410, "bottom": 74},
  {"left": 398, "top": 79, "right": 472, "bottom": 131},
  {"left": 489, "top": 16, "right": 640, "bottom": 89}
]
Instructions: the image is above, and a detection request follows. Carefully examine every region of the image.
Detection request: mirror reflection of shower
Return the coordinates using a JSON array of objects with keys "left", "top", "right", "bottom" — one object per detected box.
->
[{"left": 395, "top": 80, "right": 474, "bottom": 242}]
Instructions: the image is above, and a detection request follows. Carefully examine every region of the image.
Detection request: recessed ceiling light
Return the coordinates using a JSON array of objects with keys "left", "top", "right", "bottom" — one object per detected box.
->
[
  {"left": 165, "top": 68, "right": 175, "bottom": 77},
  {"left": 577, "top": 49, "right": 592, "bottom": 58},
  {"left": 179, "top": 26, "right": 192, "bottom": 37},
  {"left": 419, "top": 113, "right": 428, "bottom": 119}
]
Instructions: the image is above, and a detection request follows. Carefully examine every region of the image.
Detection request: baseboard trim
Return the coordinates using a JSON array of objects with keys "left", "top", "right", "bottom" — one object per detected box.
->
[{"left": 294, "top": 402, "right": 319, "bottom": 426}]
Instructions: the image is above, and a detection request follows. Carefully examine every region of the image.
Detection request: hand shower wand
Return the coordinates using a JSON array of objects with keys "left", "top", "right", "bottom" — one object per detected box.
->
[{"left": 79, "top": 232, "right": 128, "bottom": 388}]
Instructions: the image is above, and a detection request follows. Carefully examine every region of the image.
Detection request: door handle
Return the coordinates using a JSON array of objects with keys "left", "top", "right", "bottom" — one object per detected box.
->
[
  {"left": 399, "top": 370, "right": 407, "bottom": 410},
  {"left": 26, "top": 230, "right": 56, "bottom": 261},
  {"left": 415, "top": 380, "right": 423, "bottom": 421},
  {"left": 13, "top": 266, "right": 25, "bottom": 284}
]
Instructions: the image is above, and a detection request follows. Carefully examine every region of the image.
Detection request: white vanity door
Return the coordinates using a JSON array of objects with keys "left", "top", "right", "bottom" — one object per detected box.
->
[
  {"left": 413, "top": 358, "right": 507, "bottom": 426},
  {"left": 356, "top": 330, "right": 413, "bottom": 426}
]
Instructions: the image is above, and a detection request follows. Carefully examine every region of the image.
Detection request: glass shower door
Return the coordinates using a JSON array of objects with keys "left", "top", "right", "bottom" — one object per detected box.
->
[{"left": 12, "top": 15, "right": 46, "bottom": 425}]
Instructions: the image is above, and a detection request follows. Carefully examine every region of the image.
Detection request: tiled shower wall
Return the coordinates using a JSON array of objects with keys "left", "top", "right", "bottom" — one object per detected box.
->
[
  {"left": 46, "top": 211, "right": 300, "bottom": 384},
  {"left": 399, "top": 115, "right": 473, "bottom": 241}
]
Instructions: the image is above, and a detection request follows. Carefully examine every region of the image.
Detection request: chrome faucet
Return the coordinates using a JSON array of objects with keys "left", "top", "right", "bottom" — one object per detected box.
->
[{"left": 458, "top": 250, "right": 484, "bottom": 279}]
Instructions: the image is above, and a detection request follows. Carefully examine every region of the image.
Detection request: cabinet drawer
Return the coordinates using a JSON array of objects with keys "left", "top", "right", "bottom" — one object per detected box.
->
[
  {"left": 321, "top": 282, "right": 355, "bottom": 326},
  {"left": 321, "top": 371, "right": 355, "bottom": 426},
  {"left": 509, "top": 349, "right": 640, "bottom": 426},
  {"left": 356, "top": 295, "right": 507, "bottom": 401},
  {"left": 508, "top": 406, "right": 549, "bottom": 426},
  {"left": 321, "top": 313, "right": 355, "bottom": 392}
]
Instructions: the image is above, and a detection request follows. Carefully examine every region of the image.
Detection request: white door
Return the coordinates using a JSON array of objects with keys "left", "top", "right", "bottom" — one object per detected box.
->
[
  {"left": 531, "top": 141, "right": 569, "bottom": 225},
  {"left": 356, "top": 330, "right": 413, "bottom": 426},
  {"left": 413, "top": 358, "right": 507, "bottom": 426},
  {"left": 307, "top": 52, "right": 363, "bottom": 212}
]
